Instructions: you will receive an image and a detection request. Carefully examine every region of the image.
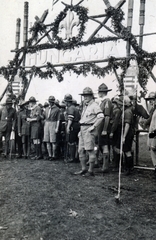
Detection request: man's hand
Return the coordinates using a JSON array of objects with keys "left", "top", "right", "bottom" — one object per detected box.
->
[
  {"left": 88, "top": 125, "right": 95, "bottom": 132},
  {"left": 101, "top": 130, "right": 107, "bottom": 136},
  {"left": 55, "top": 128, "right": 59, "bottom": 133},
  {"left": 109, "top": 133, "right": 113, "bottom": 138}
]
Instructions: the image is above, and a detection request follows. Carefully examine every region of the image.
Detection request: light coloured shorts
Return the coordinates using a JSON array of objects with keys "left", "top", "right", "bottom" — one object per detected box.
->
[
  {"left": 43, "top": 121, "right": 57, "bottom": 143},
  {"left": 78, "top": 126, "right": 97, "bottom": 152}
]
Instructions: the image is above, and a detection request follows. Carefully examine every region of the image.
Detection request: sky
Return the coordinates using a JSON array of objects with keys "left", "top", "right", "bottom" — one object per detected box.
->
[{"left": 0, "top": 0, "right": 156, "bottom": 104}]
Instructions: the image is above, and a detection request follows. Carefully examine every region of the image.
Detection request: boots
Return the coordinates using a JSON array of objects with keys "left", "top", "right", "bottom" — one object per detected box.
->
[{"left": 125, "top": 156, "right": 133, "bottom": 175}]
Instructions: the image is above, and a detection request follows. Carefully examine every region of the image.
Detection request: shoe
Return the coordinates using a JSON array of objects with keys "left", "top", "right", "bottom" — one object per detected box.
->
[
  {"left": 84, "top": 171, "right": 95, "bottom": 177},
  {"left": 16, "top": 155, "right": 22, "bottom": 159},
  {"left": 66, "top": 159, "right": 75, "bottom": 163},
  {"left": 31, "top": 156, "right": 37, "bottom": 160},
  {"left": 36, "top": 156, "right": 43, "bottom": 160},
  {"left": 74, "top": 169, "right": 88, "bottom": 175},
  {"left": 102, "top": 169, "right": 109, "bottom": 173},
  {"left": 125, "top": 169, "right": 131, "bottom": 176}
]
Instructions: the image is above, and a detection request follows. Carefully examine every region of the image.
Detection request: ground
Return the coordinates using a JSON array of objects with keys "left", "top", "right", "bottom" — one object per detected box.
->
[{"left": 0, "top": 134, "right": 156, "bottom": 240}]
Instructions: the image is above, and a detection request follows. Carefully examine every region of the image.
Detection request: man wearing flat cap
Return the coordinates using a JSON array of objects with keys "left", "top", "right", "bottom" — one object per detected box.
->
[
  {"left": 97, "top": 83, "right": 113, "bottom": 173},
  {"left": 43, "top": 96, "right": 60, "bottom": 160},
  {"left": 75, "top": 87, "right": 104, "bottom": 177},
  {"left": 0, "top": 98, "right": 16, "bottom": 157}
]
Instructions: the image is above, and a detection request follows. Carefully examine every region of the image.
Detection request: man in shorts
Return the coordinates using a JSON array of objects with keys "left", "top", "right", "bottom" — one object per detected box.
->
[
  {"left": 97, "top": 83, "right": 113, "bottom": 173},
  {"left": 43, "top": 96, "right": 60, "bottom": 160},
  {"left": 64, "top": 94, "right": 80, "bottom": 162},
  {"left": 75, "top": 87, "right": 104, "bottom": 177}
]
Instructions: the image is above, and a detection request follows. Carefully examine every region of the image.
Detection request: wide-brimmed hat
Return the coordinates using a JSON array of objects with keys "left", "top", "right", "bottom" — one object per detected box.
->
[
  {"left": 43, "top": 102, "right": 49, "bottom": 108},
  {"left": 64, "top": 94, "right": 73, "bottom": 102},
  {"left": 48, "top": 96, "right": 55, "bottom": 102},
  {"left": 79, "top": 87, "right": 94, "bottom": 96},
  {"left": 59, "top": 101, "right": 66, "bottom": 108},
  {"left": 72, "top": 99, "right": 79, "bottom": 106},
  {"left": 6, "top": 98, "right": 13, "bottom": 105},
  {"left": 145, "top": 92, "right": 156, "bottom": 101},
  {"left": 113, "top": 96, "right": 132, "bottom": 107},
  {"left": 29, "top": 96, "right": 38, "bottom": 103},
  {"left": 112, "top": 98, "right": 123, "bottom": 106},
  {"left": 98, "top": 83, "right": 112, "bottom": 92},
  {"left": 18, "top": 100, "right": 29, "bottom": 107}
]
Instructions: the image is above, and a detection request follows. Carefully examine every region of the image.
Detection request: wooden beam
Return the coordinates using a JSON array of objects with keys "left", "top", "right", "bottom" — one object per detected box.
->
[{"left": 88, "top": 0, "right": 126, "bottom": 41}]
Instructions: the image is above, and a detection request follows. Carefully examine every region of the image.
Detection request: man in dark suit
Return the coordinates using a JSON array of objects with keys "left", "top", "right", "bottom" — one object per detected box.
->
[{"left": 0, "top": 98, "right": 16, "bottom": 158}]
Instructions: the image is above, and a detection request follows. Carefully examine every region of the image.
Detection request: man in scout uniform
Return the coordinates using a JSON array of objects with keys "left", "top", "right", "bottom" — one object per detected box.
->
[
  {"left": 43, "top": 96, "right": 60, "bottom": 160},
  {"left": 75, "top": 87, "right": 104, "bottom": 177},
  {"left": 97, "top": 83, "right": 113, "bottom": 173},
  {"left": 18, "top": 100, "right": 30, "bottom": 159},
  {"left": 64, "top": 94, "right": 80, "bottom": 163},
  {"left": 0, "top": 97, "right": 16, "bottom": 158},
  {"left": 27, "top": 96, "right": 43, "bottom": 160}
]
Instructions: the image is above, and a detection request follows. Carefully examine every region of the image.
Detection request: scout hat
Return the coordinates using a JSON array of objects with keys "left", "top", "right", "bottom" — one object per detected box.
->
[
  {"left": 59, "top": 101, "right": 66, "bottom": 108},
  {"left": 98, "top": 83, "right": 112, "bottom": 92},
  {"left": 48, "top": 96, "right": 55, "bottom": 102},
  {"left": 64, "top": 94, "right": 73, "bottom": 102},
  {"left": 43, "top": 102, "right": 49, "bottom": 108},
  {"left": 18, "top": 100, "right": 29, "bottom": 107},
  {"left": 29, "top": 96, "right": 38, "bottom": 103},
  {"left": 72, "top": 99, "right": 79, "bottom": 106},
  {"left": 112, "top": 98, "right": 123, "bottom": 106},
  {"left": 79, "top": 87, "right": 94, "bottom": 96},
  {"left": 145, "top": 92, "right": 156, "bottom": 101}
]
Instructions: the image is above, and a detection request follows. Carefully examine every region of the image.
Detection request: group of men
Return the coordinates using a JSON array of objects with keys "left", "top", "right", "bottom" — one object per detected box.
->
[{"left": 0, "top": 82, "right": 154, "bottom": 177}]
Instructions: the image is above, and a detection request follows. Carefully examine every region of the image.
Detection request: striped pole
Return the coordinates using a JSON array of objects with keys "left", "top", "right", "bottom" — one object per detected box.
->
[
  {"left": 139, "top": 0, "right": 146, "bottom": 48},
  {"left": 15, "top": 18, "right": 21, "bottom": 50},
  {"left": 126, "top": 0, "right": 134, "bottom": 57},
  {"left": 23, "top": 2, "right": 29, "bottom": 48}
]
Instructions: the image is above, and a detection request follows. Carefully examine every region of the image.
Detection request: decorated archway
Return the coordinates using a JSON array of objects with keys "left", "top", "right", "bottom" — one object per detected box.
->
[{"left": 0, "top": 0, "right": 156, "bottom": 102}]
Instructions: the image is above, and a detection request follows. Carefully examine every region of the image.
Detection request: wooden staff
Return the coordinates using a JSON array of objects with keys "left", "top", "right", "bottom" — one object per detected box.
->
[
  {"left": 126, "top": 0, "right": 134, "bottom": 57},
  {"left": 15, "top": 18, "right": 21, "bottom": 50},
  {"left": 139, "top": 0, "right": 146, "bottom": 48}
]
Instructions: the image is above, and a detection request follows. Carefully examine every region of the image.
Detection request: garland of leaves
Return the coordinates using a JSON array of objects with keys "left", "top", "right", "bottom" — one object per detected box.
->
[
  {"left": 105, "top": 6, "right": 156, "bottom": 92},
  {"left": 52, "top": 4, "right": 88, "bottom": 47},
  {"left": 0, "top": 3, "right": 156, "bottom": 96}
]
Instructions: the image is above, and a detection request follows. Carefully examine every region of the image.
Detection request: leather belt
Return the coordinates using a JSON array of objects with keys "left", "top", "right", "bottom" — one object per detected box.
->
[{"left": 80, "top": 123, "right": 93, "bottom": 126}]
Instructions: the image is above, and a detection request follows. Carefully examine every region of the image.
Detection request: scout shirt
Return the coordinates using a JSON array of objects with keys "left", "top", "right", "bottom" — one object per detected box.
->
[
  {"left": 98, "top": 97, "right": 113, "bottom": 133},
  {"left": 80, "top": 99, "right": 103, "bottom": 125},
  {"left": 44, "top": 104, "right": 60, "bottom": 122}
]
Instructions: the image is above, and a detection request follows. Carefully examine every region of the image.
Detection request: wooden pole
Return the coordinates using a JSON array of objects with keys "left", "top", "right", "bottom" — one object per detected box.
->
[
  {"left": 23, "top": 2, "right": 29, "bottom": 48},
  {"left": 22, "top": 1, "right": 29, "bottom": 69},
  {"left": 139, "top": 0, "right": 146, "bottom": 48},
  {"left": 15, "top": 18, "right": 21, "bottom": 50},
  {"left": 126, "top": 0, "right": 134, "bottom": 58}
]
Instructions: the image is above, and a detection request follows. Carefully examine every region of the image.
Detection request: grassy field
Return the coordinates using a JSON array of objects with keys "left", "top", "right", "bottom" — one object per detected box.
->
[{"left": 0, "top": 134, "right": 156, "bottom": 240}]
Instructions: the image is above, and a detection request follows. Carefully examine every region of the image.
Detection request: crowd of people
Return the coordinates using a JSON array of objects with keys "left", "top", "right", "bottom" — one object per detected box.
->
[{"left": 0, "top": 82, "right": 155, "bottom": 177}]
